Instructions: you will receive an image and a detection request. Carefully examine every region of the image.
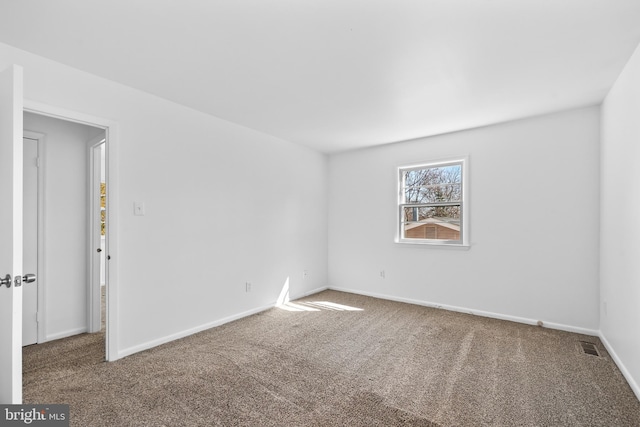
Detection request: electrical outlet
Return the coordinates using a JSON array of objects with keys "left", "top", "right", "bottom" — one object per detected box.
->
[
  {"left": 303, "top": 270, "right": 308, "bottom": 280},
  {"left": 380, "top": 270, "right": 385, "bottom": 279},
  {"left": 245, "top": 282, "right": 251, "bottom": 292}
]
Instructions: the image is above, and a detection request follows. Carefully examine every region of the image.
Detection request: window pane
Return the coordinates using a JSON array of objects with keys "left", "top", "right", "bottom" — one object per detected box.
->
[
  {"left": 402, "top": 205, "right": 461, "bottom": 240},
  {"left": 400, "top": 160, "right": 465, "bottom": 244},
  {"left": 404, "top": 183, "right": 461, "bottom": 203},
  {"left": 402, "top": 206, "right": 460, "bottom": 240},
  {"left": 402, "top": 206, "right": 460, "bottom": 222},
  {"left": 403, "top": 220, "right": 461, "bottom": 240},
  {"left": 404, "top": 165, "right": 461, "bottom": 186},
  {"left": 403, "top": 165, "right": 461, "bottom": 203}
]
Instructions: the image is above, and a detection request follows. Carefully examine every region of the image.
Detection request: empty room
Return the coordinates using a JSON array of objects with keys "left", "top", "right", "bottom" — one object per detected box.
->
[{"left": 0, "top": 1, "right": 639, "bottom": 426}]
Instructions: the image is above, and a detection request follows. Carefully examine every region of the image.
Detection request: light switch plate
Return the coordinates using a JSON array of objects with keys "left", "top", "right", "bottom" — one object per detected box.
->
[{"left": 134, "top": 201, "right": 145, "bottom": 216}]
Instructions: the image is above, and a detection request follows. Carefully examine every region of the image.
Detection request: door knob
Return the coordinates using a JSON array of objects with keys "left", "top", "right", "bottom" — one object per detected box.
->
[
  {"left": 1, "top": 273, "right": 35, "bottom": 288},
  {"left": 22, "top": 274, "right": 36, "bottom": 284},
  {"left": 1, "top": 274, "right": 11, "bottom": 288},
  {"left": 13, "top": 274, "right": 36, "bottom": 287},
  {"left": 97, "top": 248, "right": 102, "bottom": 253}
]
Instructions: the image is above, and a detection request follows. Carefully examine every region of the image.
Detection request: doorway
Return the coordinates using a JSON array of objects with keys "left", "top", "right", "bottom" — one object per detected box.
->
[
  {"left": 22, "top": 111, "right": 108, "bottom": 359},
  {"left": 88, "top": 136, "right": 106, "bottom": 334},
  {"left": 21, "top": 133, "right": 42, "bottom": 346}
]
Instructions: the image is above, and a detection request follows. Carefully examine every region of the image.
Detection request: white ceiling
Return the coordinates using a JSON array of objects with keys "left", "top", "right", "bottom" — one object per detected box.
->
[{"left": 1, "top": 0, "right": 640, "bottom": 153}]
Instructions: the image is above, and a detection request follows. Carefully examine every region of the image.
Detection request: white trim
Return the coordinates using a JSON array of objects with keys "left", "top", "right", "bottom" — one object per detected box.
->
[
  {"left": 118, "top": 285, "right": 329, "bottom": 359},
  {"left": 22, "top": 131, "right": 46, "bottom": 344},
  {"left": 45, "top": 327, "right": 87, "bottom": 342},
  {"left": 24, "top": 99, "right": 120, "bottom": 362},
  {"left": 289, "top": 285, "right": 329, "bottom": 301},
  {"left": 104, "top": 124, "right": 119, "bottom": 361},
  {"left": 87, "top": 135, "right": 105, "bottom": 334},
  {"left": 24, "top": 101, "right": 111, "bottom": 130},
  {"left": 399, "top": 157, "right": 467, "bottom": 172},
  {"left": 118, "top": 304, "right": 275, "bottom": 359},
  {"left": 599, "top": 332, "right": 640, "bottom": 401},
  {"left": 328, "top": 286, "right": 600, "bottom": 336},
  {"left": 100, "top": 236, "right": 106, "bottom": 286},
  {"left": 396, "top": 156, "right": 470, "bottom": 247},
  {"left": 395, "top": 240, "right": 471, "bottom": 249}
]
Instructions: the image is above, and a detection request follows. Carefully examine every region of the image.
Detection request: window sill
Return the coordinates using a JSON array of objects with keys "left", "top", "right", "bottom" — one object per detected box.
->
[{"left": 395, "top": 240, "right": 471, "bottom": 249}]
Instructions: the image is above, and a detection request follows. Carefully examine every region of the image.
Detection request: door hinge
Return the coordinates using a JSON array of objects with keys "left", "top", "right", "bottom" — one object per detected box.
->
[
  {"left": 36, "top": 311, "right": 42, "bottom": 323},
  {"left": 36, "top": 157, "right": 41, "bottom": 167}
]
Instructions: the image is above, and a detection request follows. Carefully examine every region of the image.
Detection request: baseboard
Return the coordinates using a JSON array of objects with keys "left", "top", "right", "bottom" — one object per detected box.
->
[
  {"left": 328, "top": 286, "right": 600, "bottom": 336},
  {"left": 289, "top": 285, "right": 329, "bottom": 301},
  {"left": 117, "top": 285, "right": 329, "bottom": 360},
  {"left": 45, "top": 327, "right": 87, "bottom": 342},
  {"left": 117, "top": 302, "right": 275, "bottom": 359},
  {"left": 599, "top": 332, "right": 640, "bottom": 401},
  {"left": 113, "top": 284, "right": 639, "bottom": 404}
]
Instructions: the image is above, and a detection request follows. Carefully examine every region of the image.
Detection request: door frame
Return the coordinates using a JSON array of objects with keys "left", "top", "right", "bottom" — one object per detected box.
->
[
  {"left": 24, "top": 100, "right": 120, "bottom": 362},
  {"left": 22, "top": 130, "right": 46, "bottom": 344},
  {"left": 88, "top": 134, "right": 105, "bottom": 334}
]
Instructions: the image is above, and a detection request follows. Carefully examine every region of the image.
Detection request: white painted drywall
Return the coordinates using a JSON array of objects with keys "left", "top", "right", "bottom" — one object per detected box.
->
[
  {"left": 329, "top": 107, "right": 601, "bottom": 332},
  {"left": 0, "top": 42, "right": 328, "bottom": 357},
  {"left": 23, "top": 112, "right": 100, "bottom": 340},
  {"left": 600, "top": 42, "right": 640, "bottom": 398}
]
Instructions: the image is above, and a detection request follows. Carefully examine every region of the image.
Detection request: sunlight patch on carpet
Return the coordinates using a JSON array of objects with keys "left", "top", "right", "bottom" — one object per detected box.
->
[
  {"left": 278, "top": 302, "right": 321, "bottom": 312},
  {"left": 300, "top": 301, "right": 363, "bottom": 311},
  {"left": 277, "top": 300, "right": 364, "bottom": 312}
]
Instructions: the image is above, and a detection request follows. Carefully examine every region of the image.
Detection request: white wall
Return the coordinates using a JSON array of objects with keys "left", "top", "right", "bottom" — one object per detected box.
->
[
  {"left": 24, "top": 112, "right": 100, "bottom": 340},
  {"left": 600, "top": 42, "right": 640, "bottom": 398},
  {"left": 329, "top": 107, "right": 601, "bottom": 332},
  {"left": 0, "top": 42, "right": 328, "bottom": 358}
]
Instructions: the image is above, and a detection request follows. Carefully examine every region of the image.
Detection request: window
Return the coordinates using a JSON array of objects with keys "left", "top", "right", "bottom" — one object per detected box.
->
[{"left": 398, "top": 158, "right": 467, "bottom": 245}]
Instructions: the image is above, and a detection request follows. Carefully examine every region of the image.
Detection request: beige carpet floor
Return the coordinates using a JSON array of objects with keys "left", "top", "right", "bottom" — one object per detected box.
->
[{"left": 23, "top": 290, "right": 640, "bottom": 426}]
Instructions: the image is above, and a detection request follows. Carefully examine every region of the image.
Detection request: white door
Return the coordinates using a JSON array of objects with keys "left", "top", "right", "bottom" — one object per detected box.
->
[
  {"left": 0, "top": 64, "right": 24, "bottom": 404},
  {"left": 23, "top": 137, "right": 38, "bottom": 346}
]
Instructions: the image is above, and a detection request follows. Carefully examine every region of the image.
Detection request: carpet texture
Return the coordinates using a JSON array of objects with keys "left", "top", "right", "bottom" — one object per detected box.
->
[{"left": 23, "top": 290, "right": 640, "bottom": 426}]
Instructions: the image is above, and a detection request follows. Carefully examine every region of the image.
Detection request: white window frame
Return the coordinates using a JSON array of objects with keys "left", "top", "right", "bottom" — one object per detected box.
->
[{"left": 396, "top": 157, "right": 469, "bottom": 247}]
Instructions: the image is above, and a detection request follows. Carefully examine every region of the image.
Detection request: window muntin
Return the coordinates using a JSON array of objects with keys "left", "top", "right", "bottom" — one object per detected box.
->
[{"left": 399, "top": 160, "right": 465, "bottom": 245}]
